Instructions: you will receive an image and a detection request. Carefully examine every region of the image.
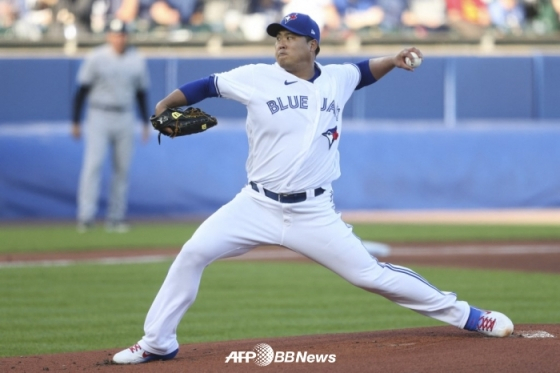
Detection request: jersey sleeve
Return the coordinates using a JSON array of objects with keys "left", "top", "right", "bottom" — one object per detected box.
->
[
  {"left": 138, "top": 56, "right": 150, "bottom": 90},
  {"left": 334, "top": 64, "right": 362, "bottom": 104},
  {"left": 77, "top": 53, "right": 97, "bottom": 85},
  {"left": 213, "top": 64, "right": 257, "bottom": 105}
]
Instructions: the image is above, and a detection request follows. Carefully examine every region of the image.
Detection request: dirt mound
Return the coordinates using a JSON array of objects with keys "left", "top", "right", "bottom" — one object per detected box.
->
[{"left": 1, "top": 324, "right": 558, "bottom": 373}]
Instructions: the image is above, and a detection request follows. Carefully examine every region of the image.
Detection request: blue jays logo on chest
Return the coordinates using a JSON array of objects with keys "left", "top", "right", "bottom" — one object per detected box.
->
[{"left": 322, "top": 126, "right": 339, "bottom": 149}]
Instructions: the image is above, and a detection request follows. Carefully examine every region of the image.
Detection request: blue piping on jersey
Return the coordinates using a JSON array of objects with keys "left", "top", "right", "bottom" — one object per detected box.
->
[
  {"left": 308, "top": 63, "right": 322, "bottom": 83},
  {"left": 213, "top": 75, "right": 221, "bottom": 97}
]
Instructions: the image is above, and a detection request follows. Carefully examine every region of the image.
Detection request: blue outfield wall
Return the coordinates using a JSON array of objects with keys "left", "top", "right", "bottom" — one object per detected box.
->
[
  {"left": 0, "top": 55, "right": 559, "bottom": 219},
  {"left": 1, "top": 122, "right": 560, "bottom": 220},
  {"left": 1, "top": 55, "right": 560, "bottom": 124}
]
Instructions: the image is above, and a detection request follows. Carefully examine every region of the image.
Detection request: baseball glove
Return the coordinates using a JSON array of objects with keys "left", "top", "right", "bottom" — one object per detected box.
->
[{"left": 150, "top": 107, "right": 218, "bottom": 143}]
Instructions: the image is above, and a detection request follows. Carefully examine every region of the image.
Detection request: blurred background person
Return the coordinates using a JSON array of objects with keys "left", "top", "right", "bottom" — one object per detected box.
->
[
  {"left": 281, "top": 0, "right": 342, "bottom": 36},
  {"left": 72, "top": 19, "right": 150, "bottom": 233},
  {"left": 236, "top": 0, "right": 283, "bottom": 41},
  {"left": 0, "top": 0, "right": 19, "bottom": 32},
  {"left": 523, "top": 0, "right": 560, "bottom": 33},
  {"left": 487, "top": 0, "right": 526, "bottom": 34},
  {"left": 11, "top": 0, "right": 58, "bottom": 40},
  {"left": 148, "top": 0, "right": 205, "bottom": 29},
  {"left": 377, "top": 0, "right": 407, "bottom": 32},
  {"left": 109, "top": 0, "right": 205, "bottom": 33},
  {"left": 446, "top": 0, "right": 491, "bottom": 38},
  {"left": 201, "top": 0, "right": 242, "bottom": 35},
  {"left": 331, "top": 0, "right": 407, "bottom": 36},
  {"left": 333, "top": 0, "right": 385, "bottom": 33},
  {"left": 401, "top": 0, "right": 449, "bottom": 37}
]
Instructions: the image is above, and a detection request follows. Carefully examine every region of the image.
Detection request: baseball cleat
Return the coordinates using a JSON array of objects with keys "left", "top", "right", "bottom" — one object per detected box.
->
[
  {"left": 464, "top": 307, "right": 514, "bottom": 337},
  {"left": 76, "top": 221, "right": 94, "bottom": 233},
  {"left": 112, "top": 343, "right": 178, "bottom": 364},
  {"left": 105, "top": 221, "right": 130, "bottom": 233}
]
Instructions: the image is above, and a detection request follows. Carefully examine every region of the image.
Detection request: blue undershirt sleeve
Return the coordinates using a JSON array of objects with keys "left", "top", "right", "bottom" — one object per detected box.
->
[
  {"left": 178, "top": 75, "right": 219, "bottom": 105},
  {"left": 355, "top": 60, "right": 377, "bottom": 90}
]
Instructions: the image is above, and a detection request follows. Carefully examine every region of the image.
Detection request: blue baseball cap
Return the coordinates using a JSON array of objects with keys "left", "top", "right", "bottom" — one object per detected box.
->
[{"left": 267, "top": 13, "right": 320, "bottom": 48}]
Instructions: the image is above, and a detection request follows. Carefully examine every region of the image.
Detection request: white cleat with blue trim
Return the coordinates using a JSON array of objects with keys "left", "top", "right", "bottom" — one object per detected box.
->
[
  {"left": 112, "top": 343, "right": 178, "bottom": 364},
  {"left": 464, "top": 307, "right": 514, "bottom": 337}
]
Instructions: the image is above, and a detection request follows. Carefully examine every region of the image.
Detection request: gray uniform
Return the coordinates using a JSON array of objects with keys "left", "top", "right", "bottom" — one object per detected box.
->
[{"left": 76, "top": 44, "right": 149, "bottom": 225}]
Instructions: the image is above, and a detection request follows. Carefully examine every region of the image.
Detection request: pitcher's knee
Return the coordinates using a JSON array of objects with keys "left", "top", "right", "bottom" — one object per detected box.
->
[
  {"left": 345, "top": 271, "right": 382, "bottom": 290},
  {"left": 175, "top": 242, "right": 214, "bottom": 268}
]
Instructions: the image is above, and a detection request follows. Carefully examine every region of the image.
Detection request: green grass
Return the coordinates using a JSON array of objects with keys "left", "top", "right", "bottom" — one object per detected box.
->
[
  {"left": 1, "top": 222, "right": 560, "bottom": 253},
  {"left": 0, "top": 222, "right": 200, "bottom": 253},
  {"left": 351, "top": 223, "right": 560, "bottom": 243},
  {"left": 0, "top": 222, "right": 557, "bottom": 358},
  {"left": 0, "top": 260, "right": 557, "bottom": 357}
]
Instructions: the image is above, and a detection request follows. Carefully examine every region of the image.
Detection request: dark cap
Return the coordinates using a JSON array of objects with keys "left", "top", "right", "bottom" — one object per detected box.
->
[
  {"left": 106, "top": 18, "right": 128, "bottom": 34},
  {"left": 267, "top": 13, "right": 320, "bottom": 44}
]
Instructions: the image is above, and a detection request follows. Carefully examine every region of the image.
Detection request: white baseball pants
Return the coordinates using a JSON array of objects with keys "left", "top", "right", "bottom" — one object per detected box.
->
[
  {"left": 140, "top": 185, "right": 470, "bottom": 354},
  {"left": 77, "top": 110, "right": 135, "bottom": 223}
]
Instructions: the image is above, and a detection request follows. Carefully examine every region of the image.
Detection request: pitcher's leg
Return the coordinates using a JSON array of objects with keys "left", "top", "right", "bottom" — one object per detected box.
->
[
  {"left": 284, "top": 202, "right": 470, "bottom": 328},
  {"left": 140, "top": 189, "right": 281, "bottom": 354},
  {"left": 140, "top": 239, "right": 257, "bottom": 354}
]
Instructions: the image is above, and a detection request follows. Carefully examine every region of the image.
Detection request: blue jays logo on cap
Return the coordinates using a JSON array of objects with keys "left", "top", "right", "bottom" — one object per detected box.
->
[
  {"left": 284, "top": 14, "right": 298, "bottom": 23},
  {"left": 322, "top": 126, "right": 339, "bottom": 149},
  {"left": 266, "top": 13, "right": 321, "bottom": 44}
]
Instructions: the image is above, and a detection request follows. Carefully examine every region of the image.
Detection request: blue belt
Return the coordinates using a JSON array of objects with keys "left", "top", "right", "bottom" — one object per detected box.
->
[{"left": 250, "top": 181, "right": 325, "bottom": 203}]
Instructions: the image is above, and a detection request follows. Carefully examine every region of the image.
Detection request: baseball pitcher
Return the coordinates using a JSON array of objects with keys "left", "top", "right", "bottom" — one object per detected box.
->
[{"left": 112, "top": 13, "right": 514, "bottom": 364}]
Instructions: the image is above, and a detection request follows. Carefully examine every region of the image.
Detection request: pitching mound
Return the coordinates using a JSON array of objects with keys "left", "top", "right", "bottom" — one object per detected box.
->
[{"left": 2, "top": 324, "right": 558, "bottom": 372}]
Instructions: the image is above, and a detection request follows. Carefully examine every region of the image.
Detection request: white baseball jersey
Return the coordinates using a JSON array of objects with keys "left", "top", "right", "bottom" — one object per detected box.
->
[
  {"left": 214, "top": 62, "right": 360, "bottom": 193},
  {"left": 78, "top": 44, "right": 149, "bottom": 110}
]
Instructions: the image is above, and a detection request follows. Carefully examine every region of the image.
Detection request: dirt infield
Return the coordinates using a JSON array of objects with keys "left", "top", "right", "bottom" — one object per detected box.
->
[
  {"left": 1, "top": 324, "right": 558, "bottom": 373},
  {"left": 1, "top": 243, "right": 559, "bottom": 372}
]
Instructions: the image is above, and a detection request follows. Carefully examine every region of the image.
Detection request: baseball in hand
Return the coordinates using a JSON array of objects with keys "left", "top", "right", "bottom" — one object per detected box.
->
[{"left": 405, "top": 52, "right": 422, "bottom": 68}]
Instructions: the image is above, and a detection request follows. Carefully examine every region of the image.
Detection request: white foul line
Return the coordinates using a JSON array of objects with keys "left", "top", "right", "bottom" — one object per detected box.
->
[{"left": 0, "top": 244, "right": 559, "bottom": 268}]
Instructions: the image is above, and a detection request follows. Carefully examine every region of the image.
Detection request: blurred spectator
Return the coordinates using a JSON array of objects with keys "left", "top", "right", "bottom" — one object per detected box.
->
[
  {"left": 402, "top": 0, "right": 448, "bottom": 37},
  {"left": 12, "top": 0, "right": 58, "bottom": 39},
  {"left": 377, "top": 0, "right": 407, "bottom": 32},
  {"left": 248, "top": 0, "right": 283, "bottom": 14},
  {"left": 110, "top": 0, "right": 204, "bottom": 32},
  {"left": 150, "top": 0, "right": 204, "bottom": 28},
  {"left": 282, "top": 0, "right": 342, "bottom": 35},
  {"left": 446, "top": 0, "right": 491, "bottom": 38},
  {"left": 525, "top": 0, "right": 560, "bottom": 33},
  {"left": 487, "top": 0, "right": 526, "bottom": 33},
  {"left": 204, "top": 0, "right": 243, "bottom": 33},
  {"left": 332, "top": 0, "right": 407, "bottom": 34},
  {"left": 113, "top": 0, "right": 138, "bottom": 23},
  {"left": 0, "top": 0, "right": 19, "bottom": 30},
  {"left": 1, "top": 0, "right": 559, "bottom": 42},
  {"left": 236, "top": 0, "right": 283, "bottom": 41},
  {"left": 333, "top": 0, "right": 384, "bottom": 32},
  {"left": 70, "top": 0, "right": 96, "bottom": 33}
]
